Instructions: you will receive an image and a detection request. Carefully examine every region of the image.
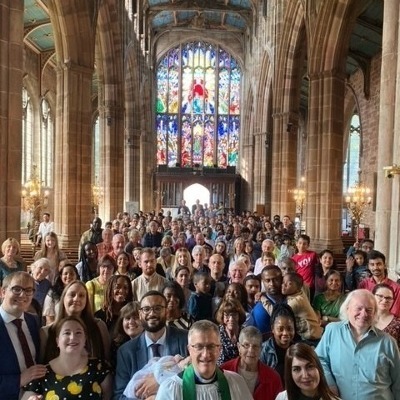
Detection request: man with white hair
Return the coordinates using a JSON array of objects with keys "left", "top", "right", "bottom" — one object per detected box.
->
[
  {"left": 156, "top": 320, "right": 252, "bottom": 400},
  {"left": 316, "top": 289, "right": 400, "bottom": 400},
  {"left": 229, "top": 260, "right": 249, "bottom": 285}
]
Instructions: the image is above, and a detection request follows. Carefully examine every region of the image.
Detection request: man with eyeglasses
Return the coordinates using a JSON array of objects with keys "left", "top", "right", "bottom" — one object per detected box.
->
[
  {"left": 114, "top": 290, "right": 188, "bottom": 399},
  {"left": 0, "top": 271, "right": 47, "bottom": 399},
  {"left": 156, "top": 320, "right": 252, "bottom": 400},
  {"left": 359, "top": 250, "right": 400, "bottom": 317}
]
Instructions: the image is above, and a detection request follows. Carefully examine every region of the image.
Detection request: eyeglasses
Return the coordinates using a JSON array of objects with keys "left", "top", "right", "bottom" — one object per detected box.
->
[
  {"left": 223, "top": 312, "right": 239, "bottom": 319},
  {"left": 239, "top": 342, "right": 261, "bottom": 350},
  {"left": 9, "top": 286, "right": 35, "bottom": 296},
  {"left": 190, "top": 344, "right": 220, "bottom": 352},
  {"left": 139, "top": 305, "right": 165, "bottom": 314},
  {"left": 375, "top": 294, "right": 394, "bottom": 302}
]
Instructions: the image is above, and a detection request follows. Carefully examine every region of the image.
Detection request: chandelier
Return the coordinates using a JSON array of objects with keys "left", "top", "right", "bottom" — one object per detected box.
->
[
  {"left": 21, "top": 164, "right": 50, "bottom": 222},
  {"left": 290, "top": 177, "right": 306, "bottom": 237},
  {"left": 92, "top": 177, "right": 104, "bottom": 216},
  {"left": 344, "top": 171, "right": 372, "bottom": 240}
]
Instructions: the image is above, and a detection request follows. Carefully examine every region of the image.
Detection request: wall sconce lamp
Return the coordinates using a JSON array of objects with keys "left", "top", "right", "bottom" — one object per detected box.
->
[{"left": 383, "top": 164, "right": 400, "bottom": 179}]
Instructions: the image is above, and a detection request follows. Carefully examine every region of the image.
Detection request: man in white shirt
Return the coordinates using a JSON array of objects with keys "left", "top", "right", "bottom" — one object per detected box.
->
[{"left": 35, "top": 212, "right": 54, "bottom": 246}]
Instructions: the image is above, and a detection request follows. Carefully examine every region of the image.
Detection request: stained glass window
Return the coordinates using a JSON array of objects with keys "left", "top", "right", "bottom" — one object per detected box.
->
[{"left": 156, "top": 41, "right": 241, "bottom": 168}]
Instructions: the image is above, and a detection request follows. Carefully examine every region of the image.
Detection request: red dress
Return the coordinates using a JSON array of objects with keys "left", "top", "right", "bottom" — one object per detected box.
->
[{"left": 221, "top": 357, "right": 283, "bottom": 400}]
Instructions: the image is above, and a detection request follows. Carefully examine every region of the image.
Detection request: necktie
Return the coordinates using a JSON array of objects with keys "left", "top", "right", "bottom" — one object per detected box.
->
[
  {"left": 12, "top": 319, "right": 34, "bottom": 368},
  {"left": 150, "top": 343, "right": 161, "bottom": 357}
]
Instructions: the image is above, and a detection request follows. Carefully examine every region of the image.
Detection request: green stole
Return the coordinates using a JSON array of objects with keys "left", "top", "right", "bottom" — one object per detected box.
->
[{"left": 182, "top": 364, "right": 231, "bottom": 400}]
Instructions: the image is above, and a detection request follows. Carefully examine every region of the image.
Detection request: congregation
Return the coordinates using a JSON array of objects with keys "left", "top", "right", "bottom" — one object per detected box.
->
[{"left": 0, "top": 204, "right": 400, "bottom": 400}]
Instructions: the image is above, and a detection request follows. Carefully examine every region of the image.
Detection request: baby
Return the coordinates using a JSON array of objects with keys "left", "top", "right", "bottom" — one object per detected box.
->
[
  {"left": 123, "top": 355, "right": 190, "bottom": 400},
  {"left": 281, "top": 272, "right": 322, "bottom": 341}
]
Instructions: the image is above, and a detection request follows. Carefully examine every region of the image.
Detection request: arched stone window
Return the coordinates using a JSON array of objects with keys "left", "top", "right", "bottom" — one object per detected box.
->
[
  {"left": 40, "top": 98, "right": 53, "bottom": 188},
  {"left": 156, "top": 41, "right": 241, "bottom": 168},
  {"left": 342, "top": 113, "right": 361, "bottom": 231},
  {"left": 92, "top": 115, "right": 100, "bottom": 183},
  {"left": 22, "top": 87, "right": 33, "bottom": 184}
]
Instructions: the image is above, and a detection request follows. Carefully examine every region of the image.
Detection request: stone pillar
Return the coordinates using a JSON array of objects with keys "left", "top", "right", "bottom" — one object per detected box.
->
[
  {"left": 99, "top": 103, "right": 124, "bottom": 221},
  {"left": 271, "top": 112, "right": 297, "bottom": 217},
  {"left": 375, "top": 0, "right": 399, "bottom": 261},
  {"left": 54, "top": 61, "right": 94, "bottom": 247},
  {"left": 241, "top": 130, "right": 254, "bottom": 211},
  {"left": 0, "top": 0, "right": 24, "bottom": 243},
  {"left": 124, "top": 127, "right": 141, "bottom": 213},
  {"left": 140, "top": 131, "right": 154, "bottom": 211},
  {"left": 306, "top": 71, "right": 345, "bottom": 252},
  {"left": 252, "top": 131, "right": 265, "bottom": 208}
]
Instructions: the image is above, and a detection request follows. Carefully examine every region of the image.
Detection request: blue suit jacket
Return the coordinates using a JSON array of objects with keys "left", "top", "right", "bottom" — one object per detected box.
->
[
  {"left": 114, "top": 325, "right": 188, "bottom": 400},
  {"left": 0, "top": 312, "right": 40, "bottom": 400}
]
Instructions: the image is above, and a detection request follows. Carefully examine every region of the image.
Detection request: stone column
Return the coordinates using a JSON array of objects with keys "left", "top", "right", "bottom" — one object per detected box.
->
[
  {"left": 124, "top": 127, "right": 141, "bottom": 213},
  {"left": 271, "top": 112, "right": 297, "bottom": 217},
  {"left": 0, "top": 0, "right": 24, "bottom": 243},
  {"left": 306, "top": 71, "right": 345, "bottom": 252},
  {"left": 99, "top": 102, "right": 124, "bottom": 221},
  {"left": 54, "top": 61, "right": 94, "bottom": 247},
  {"left": 375, "top": 0, "right": 399, "bottom": 260},
  {"left": 140, "top": 131, "right": 155, "bottom": 211}
]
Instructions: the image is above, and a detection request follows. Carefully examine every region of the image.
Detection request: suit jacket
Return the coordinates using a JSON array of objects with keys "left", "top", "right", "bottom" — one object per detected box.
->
[
  {"left": 114, "top": 325, "right": 188, "bottom": 400},
  {"left": 0, "top": 312, "right": 40, "bottom": 400}
]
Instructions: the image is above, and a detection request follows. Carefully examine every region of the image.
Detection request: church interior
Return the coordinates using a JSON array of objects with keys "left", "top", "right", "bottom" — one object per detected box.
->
[{"left": 1, "top": 0, "right": 400, "bottom": 275}]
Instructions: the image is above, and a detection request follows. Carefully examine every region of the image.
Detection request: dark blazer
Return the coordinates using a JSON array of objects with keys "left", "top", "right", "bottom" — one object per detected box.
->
[
  {"left": 114, "top": 325, "right": 188, "bottom": 400},
  {"left": 0, "top": 312, "right": 40, "bottom": 400}
]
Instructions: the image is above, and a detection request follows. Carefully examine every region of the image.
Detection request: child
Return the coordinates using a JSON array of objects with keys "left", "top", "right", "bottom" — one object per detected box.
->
[
  {"left": 279, "top": 234, "right": 295, "bottom": 260},
  {"left": 281, "top": 272, "right": 322, "bottom": 341},
  {"left": 30, "top": 258, "right": 51, "bottom": 308},
  {"left": 291, "top": 234, "right": 319, "bottom": 298},
  {"left": 279, "top": 257, "right": 310, "bottom": 300},
  {"left": 345, "top": 249, "right": 371, "bottom": 291},
  {"left": 261, "top": 251, "right": 276, "bottom": 267},
  {"left": 187, "top": 271, "right": 212, "bottom": 321}
]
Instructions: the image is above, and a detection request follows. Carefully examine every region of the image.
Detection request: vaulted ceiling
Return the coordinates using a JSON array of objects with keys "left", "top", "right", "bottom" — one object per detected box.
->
[{"left": 23, "top": 0, "right": 383, "bottom": 106}]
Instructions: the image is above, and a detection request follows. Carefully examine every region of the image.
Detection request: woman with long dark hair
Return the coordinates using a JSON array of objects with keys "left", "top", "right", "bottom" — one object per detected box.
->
[
  {"left": 76, "top": 241, "right": 99, "bottom": 283},
  {"left": 276, "top": 342, "right": 341, "bottom": 400},
  {"left": 42, "top": 263, "right": 79, "bottom": 325},
  {"left": 95, "top": 274, "right": 133, "bottom": 334}
]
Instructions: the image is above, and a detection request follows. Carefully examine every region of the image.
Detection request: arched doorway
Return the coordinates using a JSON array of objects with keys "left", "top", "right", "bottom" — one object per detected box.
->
[{"left": 184, "top": 184, "right": 210, "bottom": 212}]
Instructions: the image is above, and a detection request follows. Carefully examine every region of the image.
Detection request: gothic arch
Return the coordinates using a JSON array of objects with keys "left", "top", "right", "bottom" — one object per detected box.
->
[
  {"left": 308, "top": 0, "right": 367, "bottom": 75},
  {"left": 47, "top": 1, "right": 97, "bottom": 67},
  {"left": 271, "top": 1, "right": 307, "bottom": 216}
]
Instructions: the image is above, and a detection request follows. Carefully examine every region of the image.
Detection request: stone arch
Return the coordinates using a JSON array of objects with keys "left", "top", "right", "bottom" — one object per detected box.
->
[
  {"left": 47, "top": 1, "right": 97, "bottom": 67},
  {"left": 271, "top": 1, "right": 307, "bottom": 216},
  {"left": 308, "top": 0, "right": 366, "bottom": 75}
]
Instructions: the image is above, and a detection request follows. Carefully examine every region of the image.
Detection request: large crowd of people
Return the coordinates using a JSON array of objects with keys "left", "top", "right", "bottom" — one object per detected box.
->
[{"left": 1, "top": 205, "right": 400, "bottom": 400}]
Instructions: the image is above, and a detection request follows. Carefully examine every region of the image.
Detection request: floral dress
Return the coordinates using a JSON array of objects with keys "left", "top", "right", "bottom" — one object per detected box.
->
[
  {"left": 217, "top": 324, "right": 239, "bottom": 365},
  {"left": 23, "top": 358, "right": 110, "bottom": 399}
]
